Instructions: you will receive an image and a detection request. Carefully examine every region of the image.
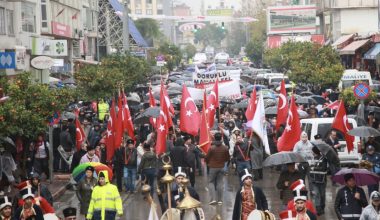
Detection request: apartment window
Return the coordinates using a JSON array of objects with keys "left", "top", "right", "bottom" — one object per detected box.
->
[
  {"left": 135, "top": 9, "right": 142, "bottom": 14},
  {"left": 146, "top": 9, "right": 152, "bottom": 15},
  {"left": 6, "top": 10, "right": 14, "bottom": 35},
  {"left": 0, "top": 8, "right": 5, "bottom": 35},
  {"left": 146, "top": 0, "right": 152, "bottom": 4},
  {"left": 41, "top": 0, "right": 48, "bottom": 28},
  {"left": 22, "top": 2, "right": 36, "bottom": 32},
  {"left": 157, "top": 9, "right": 163, "bottom": 15}
]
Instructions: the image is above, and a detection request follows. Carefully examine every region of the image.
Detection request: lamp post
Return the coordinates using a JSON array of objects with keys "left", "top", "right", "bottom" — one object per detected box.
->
[{"left": 123, "top": 0, "right": 130, "bottom": 51}]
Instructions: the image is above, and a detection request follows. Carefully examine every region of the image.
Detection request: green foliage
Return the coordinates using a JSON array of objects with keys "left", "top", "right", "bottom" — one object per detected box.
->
[
  {"left": 183, "top": 44, "right": 197, "bottom": 60},
  {"left": 264, "top": 41, "right": 344, "bottom": 88},
  {"left": 194, "top": 24, "right": 227, "bottom": 48},
  {"left": 245, "top": 40, "right": 264, "bottom": 66},
  {"left": 0, "top": 72, "right": 73, "bottom": 139},
  {"left": 74, "top": 53, "right": 151, "bottom": 100},
  {"left": 226, "top": 23, "right": 246, "bottom": 56},
  {"left": 135, "top": 18, "right": 164, "bottom": 46},
  {"left": 244, "top": 11, "right": 267, "bottom": 65},
  {"left": 157, "top": 43, "right": 182, "bottom": 72},
  {"left": 340, "top": 87, "right": 377, "bottom": 107}
]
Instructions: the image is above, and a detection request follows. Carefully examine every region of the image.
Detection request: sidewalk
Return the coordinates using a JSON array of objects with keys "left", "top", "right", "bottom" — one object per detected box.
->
[{"left": 48, "top": 173, "right": 71, "bottom": 200}]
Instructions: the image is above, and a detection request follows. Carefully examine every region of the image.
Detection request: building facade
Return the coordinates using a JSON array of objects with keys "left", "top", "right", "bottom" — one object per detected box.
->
[{"left": 129, "top": 0, "right": 163, "bottom": 16}]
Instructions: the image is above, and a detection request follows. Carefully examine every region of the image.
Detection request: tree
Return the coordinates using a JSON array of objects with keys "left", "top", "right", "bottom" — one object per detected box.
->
[
  {"left": 264, "top": 41, "right": 344, "bottom": 89},
  {"left": 156, "top": 43, "right": 182, "bottom": 72},
  {"left": 183, "top": 44, "right": 197, "bottom": 60},
  {"left": 135, "top": 18, "right": 164, "bottom": 46},
  {"left": 74, "top": 53, "right": 151, "bottom": 100},
  {"left": 245, "top": 11, "right": 267, "bottom": 66},
  {"left": 0, "top": 72, "right": 73, "bottom": 140},
  {"left": 194, "top": 24, "right": 227, "bottom": 48},
  {"left": 245, "top": 40, "right": 264, "bottom": 66}
]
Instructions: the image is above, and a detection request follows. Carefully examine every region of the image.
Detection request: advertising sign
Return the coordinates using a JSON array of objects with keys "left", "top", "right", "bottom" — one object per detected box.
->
[
  {"left": 188, "top": 80, "right": 241, "bottom": 100},
  {"left": 0, "top": 52, "right": 16, "bottom": 69},
  {"left": 206, "top": 9, "right": 233, "bottom": 16},
  {"left": 31, "top": 56, "right": 54, "bottom": 69},
  {"left": 267, "top": 5, "right": 317, "bottom": 34},
  {"left": 193, "top": 65, "right": 241, "bottom": 85},
  {"left": 178, "top": 22, "right": 207, "bottom": 33},
  {"left": 52, "top": 21, "right": 72, "bottom": 38},
  {"left": 267, "top": 34, "right": 324, "bottom": 48},
  {"left": 15, "top": 46, "right": 26, "bottom": 70},
  {"left": 31, "top": 37, "right": 68, "bottom": 56}
]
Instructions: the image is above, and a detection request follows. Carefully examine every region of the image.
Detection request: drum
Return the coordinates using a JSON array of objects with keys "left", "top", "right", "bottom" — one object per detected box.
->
[
  {"left": 43, "top": 213, "right": 59, "bottom": 220},
  {"left": 247, "top": 210, "right": 276, "bottom": 220},
  {"left": 160, "top": 208, "right": 181, "bottom": 220}
]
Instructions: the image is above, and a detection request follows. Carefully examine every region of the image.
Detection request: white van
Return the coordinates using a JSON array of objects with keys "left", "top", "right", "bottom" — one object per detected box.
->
[
  {"left": 301, "top": 117, "right": 361, "bottom": 165},
  {"left": 193, "top": 53, "right": 207, "bottom": 64},
  {"left": 214, "top": 52, "right": 230, "bottom": 64},
  {"left": 338, "top": 69, "right": 373, "bottom": 91}
]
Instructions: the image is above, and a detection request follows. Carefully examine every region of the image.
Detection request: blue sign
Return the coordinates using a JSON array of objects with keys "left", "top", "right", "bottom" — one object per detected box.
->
[
  {"left": 353, "top": 83, "right": 371, "bottom": 100},
  {"left": 0, "top": 52, "right": 16, "bottom": 69}
]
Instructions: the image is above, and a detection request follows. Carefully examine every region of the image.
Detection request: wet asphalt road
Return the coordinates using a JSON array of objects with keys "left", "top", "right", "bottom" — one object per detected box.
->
[{"left": 54, "top": 167, "right": 359, "bottom": 220}]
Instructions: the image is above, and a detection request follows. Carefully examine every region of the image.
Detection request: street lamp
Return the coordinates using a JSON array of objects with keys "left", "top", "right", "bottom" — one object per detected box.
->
[{"left": 123, "top": 0, "right": 130, "bottom": 51}]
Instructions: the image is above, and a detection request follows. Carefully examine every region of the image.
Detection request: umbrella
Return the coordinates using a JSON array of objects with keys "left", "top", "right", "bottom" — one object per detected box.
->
[
  {"left": 296, "top": 96, "right": 317, "bottom": 105},
  {"left": 332, "top": 168, "right": 380, "bottom": 186},
  {"left": 300, "top": 91, "right": 314, "bottom": 96},
  {"left": 347, "top": 126, "right": 380, "bottom": 137},
  {"left": 263, "top": 152, "right": 306, "bottom": 167},
  {"left": 220, "top": 97, "right": 236, "bottom": 104},
  {"left": 0, "top": 137, "right": 15, "bottom": 147},
  {"left": 310, "top": 95, "right": 326, "bottom": 105},
  {"left": 310, "top": 140, "right": 333, "bottom": 155},
  {"left": 150, "top": 75, "right": 162, "bottom": 81},
  {"left": 231, "top": 100, "right": 249, "bottom": 109},
  {"left": 134, "top": 107, "right": 160, "bottom": 124},
  {"left": 127, "top": 96, "right": 140, "bottom": 106},
  {"left": 297, "top": 110, "right": 309, "bottom": 119},
  {"left": 265, "top": 106, "right": 277, "bottom": 115},
  {"left": 264, "top": 98, "right": 277, "bottom": 107},
  {"left": 72, "top": 162, "right": 113, "bottom": 182},
  {"left": 61, "top": 111, "right": 75, "bottom": 120}
]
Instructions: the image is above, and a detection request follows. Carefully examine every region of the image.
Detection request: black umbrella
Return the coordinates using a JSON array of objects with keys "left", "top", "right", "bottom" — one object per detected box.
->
[
  {"left": 347, "top": 126, "right": 380, "bottom": 137},
  {"left": 296, "top": 96, "right": 317, "bottom": 105},
  {"left": 310, "top": 95, "right": 326, "bottom": 105},
  {"left": 150, "top": 75, "right": 162, "bottom": 81},
  {"left": 300, "top": 91, "right": 313, "bottom": 96},
  {"left": 0, "top": 137, "right": 15, "bottom": 147},
  {"left": 127, "top": 97, "right": 140, "bottom": 106},
  {"left": 231, "top": 99, "right": 249, "bottom": 109},
  {"left": 133, "top": 107, "right": 160, "bottom": 124},
  {"left": 265, "top": 106, "right": 277, "bottom": 115},
  {"left": 310, "top": 140, "right": 333, "bottom": 155},
  {"left": 220, "top": 97, "right": 236, "bottom": 105},
  {"left": 263, "top": 152, "right": 306, "bottom": 167}
]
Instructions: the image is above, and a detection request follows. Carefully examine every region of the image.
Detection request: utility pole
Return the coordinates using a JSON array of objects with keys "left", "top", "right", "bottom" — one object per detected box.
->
[{"left": 123, "top": 0, "right": 130, "bottom": 51}]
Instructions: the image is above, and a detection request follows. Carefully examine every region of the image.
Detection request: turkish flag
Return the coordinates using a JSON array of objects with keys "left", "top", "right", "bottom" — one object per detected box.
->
[
  {"left": 206, "top": 80, "right": 219, "bottom": 128},
  {"left": 74, "top": 111, "right": 86, "bottom": 150},
  {"left": 161, "top": 82, "right": 173, "bottom": 128},
  {"left": 122, "top": 92, "right": 135, "bottom": 140},
  {"left": 114, "top": 96, "right": 124, "bottom": 148},
  {"left": 332, "top": 100, "right": 354, "bottom": 153},
  {"left": 245, "top": 86, "right": 257, "bottom": 121},
  {"left": 156, "top": 85, "right": 170, "bottom": 155},
  {"left": 148, "top": 87, "right": 157, "bottom": 127},
  {"left": 105, "top": 101, "right": 116, "bottom": 162},
  {"left": 277, "top": 95, "right": 301, "bottom": 152},
  {"left": 326, "top": 100, "right": 340, "bottom": 110},
  {"left": 199, "top": 92, "right": 211, "bottom": 153},
  {"left": 276, "top": 80, "right": 289, "bottom": 131},
  {"left": 180, "top": 85, "right": 200, "bottom": 136}
]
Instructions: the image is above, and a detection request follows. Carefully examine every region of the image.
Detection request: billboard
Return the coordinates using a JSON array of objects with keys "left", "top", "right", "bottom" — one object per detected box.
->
[
  {"left": 267, "top": 35, "right": 324, "bottom": 48},
  {"left": 31, "top": 37, "right": 68, "bottom": 56},
  {"left": 267, "top": 5, "right": 317, "bottom": 35}
]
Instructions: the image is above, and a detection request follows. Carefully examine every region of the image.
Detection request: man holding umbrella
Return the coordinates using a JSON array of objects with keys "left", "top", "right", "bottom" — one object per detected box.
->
[{"left": 334, "top": 173, "right": 368, "bottom": 220}]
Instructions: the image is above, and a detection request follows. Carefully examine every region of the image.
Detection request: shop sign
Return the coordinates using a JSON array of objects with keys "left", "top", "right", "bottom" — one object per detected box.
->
[
  {"left": 31, "top": 56, "right": 54, "bottom": 69},
  {"left": 31, "top": 37, "right": 68, "bottom": 56},
  {"left": 52, "top": 21, "right": 72, "bottom": 38}
]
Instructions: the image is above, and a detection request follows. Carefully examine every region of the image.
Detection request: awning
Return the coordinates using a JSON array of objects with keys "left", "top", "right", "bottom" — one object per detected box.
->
[
  {"left": 364, "top": 43, "right": 380, "bottom": 60},
  {"left": 109, "top": 0, "right": 149, "bottom": 48},
  {"left": 332, "top": 34, "right": 355, "bottom": 49},
  {"left": 339, "top": 39, "right": 370, "bottom": 55}
]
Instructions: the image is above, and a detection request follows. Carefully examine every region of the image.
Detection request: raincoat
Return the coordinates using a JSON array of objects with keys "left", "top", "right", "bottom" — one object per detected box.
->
[
  {"left": 86, "top": 171, "right": 123, "bottom": 220},
  {"left": 360, "top": 191, "right": 380, "bottom": 220},
  {"left": 97, "top": 101, "right": 109, "bottom": 122}
]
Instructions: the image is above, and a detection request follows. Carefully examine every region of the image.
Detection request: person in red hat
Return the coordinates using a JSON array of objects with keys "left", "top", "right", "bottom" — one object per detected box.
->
[
  {"left": 16, "top": 181, "right": 55, "bottom": 214},
  {"left": 14, "top": 187, "right": 44, "bottom": 220},
  {"left": 279, "top": 210, "right": 296, "bottom": 220},
  {"left": 286, "top": 179, "right": 317, "bottom": 215}
]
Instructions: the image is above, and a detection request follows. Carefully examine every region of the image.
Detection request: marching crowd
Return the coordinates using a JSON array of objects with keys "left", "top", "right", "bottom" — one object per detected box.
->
[{"left": 2, "top": 82, "right": 380, "bottom": 220}]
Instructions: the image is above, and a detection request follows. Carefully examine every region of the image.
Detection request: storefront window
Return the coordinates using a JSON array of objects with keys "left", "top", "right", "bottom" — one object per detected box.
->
[
  {"left": 7, "top": 10, "right": 14, "bottom": 36},
  {"left": 22, "top": 2, "right": 36, "bottom": 33},
  {"left": 0, "top": 8, "right": 6, "bottom": 35}
]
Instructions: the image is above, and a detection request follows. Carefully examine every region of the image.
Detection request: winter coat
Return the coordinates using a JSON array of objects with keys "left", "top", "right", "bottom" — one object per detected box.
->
[
  {"left": 249, "top": 136, "right": 264, "bottom": 169},
  {"left": 79, "top": 153, "right": 100, "bottom": 164},
  {"left": 14, "top": 204, "right": 44, "bottom": 220},
  {"left": 0, "top": 151, "right": 16, "bottom": 182},
  {"left": 169, "top": 145, "right": 186, "bottom": 168},
  {"left": 31, "top": 184, "right": 53, "bottom": 206},
  {"left": 184, "top": 144, "right": 196, "bottom": 170},
  {"left": 71, "top": 149, "right": 87, "bottom": 172},
  {"left": 362, "top": 152, "right": 380, "bottom": 174},
  {"left": 59, "top": 130, "right": 74, "bottom": 152},
  {"left": 88, "top": 128, "right": 102, "bottom": 148},
  {"left": 309, "top": 154, "right": 328, "bottom": 184},
  {"left": 138, "top": 151, "right": 157, "bottom": 173},
  {"left": 360, "top": 192, "right": 380, "bottom": 220},
  {"left": 233, "top": 140, "right": 250, "bottom": 162},
  {"left": 232, "top": 186, "right": 268, "bottom": 220},
  {"left": 114, "top": 147, "right": 137, "bottom": 169},
  {"left": 86, "top": 171, "right": 123, "bottom": 220},
  {"left": 293, "top": 140, "right": 314, "bottom": 162},
  {"left": 335, "top": 185, "right": 368, "bottom": 219},
  {"left": 205, "top": 141, "right": 230, "bottom": 168},
  {"left": 76, "top": 177, "right": 97, "bottom": 215}
]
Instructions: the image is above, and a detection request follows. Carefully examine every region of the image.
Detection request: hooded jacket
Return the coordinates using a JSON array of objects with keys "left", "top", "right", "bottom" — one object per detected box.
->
[
  {"left": 360, "top": 191, "right": 380, "bottom": 220},
  {"left": 86, "top": 171, "right": 123, "bottom": 220}
]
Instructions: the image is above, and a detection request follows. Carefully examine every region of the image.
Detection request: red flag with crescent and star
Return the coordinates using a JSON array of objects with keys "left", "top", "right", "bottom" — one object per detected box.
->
[
  {"left": 277, "top": 95, "right": 301, "bottom": 152},
  {"left": 276, "top": 79, "right": 289, "bottom": 131},
  {"left": 74, "top": 110, "right": 86, "bottom": 150},
  {"left": 332, "top": 100, "right": 354, "bottom": 153},
  {"left": 114, "top": 95, "right": 124, "bottom": 148},
  {"left": 245, "top": 86, "right": 257, "bottom": 121},
  {"left": 122, "top": 92, "right": 135, "bottom": 140},
  {"left": 199, "top": 91, "right": 211, "bottom": 153},
  {"left": 206, "top": 80, "right": 219, "bottom": 128},
  {"left": 180, "top": 85, "right": 200, "bottom": 136},
  {"left": 161, "top": 82, "right": 173, "bottom": 127},
  {"left": 156, "top": 85, "right": 170, "bottom": 155},
  {"left": 105, "top": 100, "right": 116, "bottom": 162}
]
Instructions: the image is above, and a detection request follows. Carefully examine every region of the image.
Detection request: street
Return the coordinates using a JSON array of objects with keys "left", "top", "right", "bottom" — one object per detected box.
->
[{"left": 54, "top": 167, "right": 344, "bottom": 220}]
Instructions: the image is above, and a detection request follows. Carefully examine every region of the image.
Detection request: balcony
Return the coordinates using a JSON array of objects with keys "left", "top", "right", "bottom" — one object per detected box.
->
[{"left": 318, "top": 0, "right": 378, "bottom": 11}]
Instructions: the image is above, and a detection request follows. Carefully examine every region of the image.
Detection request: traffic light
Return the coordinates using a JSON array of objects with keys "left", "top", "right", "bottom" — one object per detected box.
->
[
  {"left": 221, "top": 22, "right": 225, "bottom": 30},
  {"left": 193, "top": 25, "right": 198, "bottom": 33}
]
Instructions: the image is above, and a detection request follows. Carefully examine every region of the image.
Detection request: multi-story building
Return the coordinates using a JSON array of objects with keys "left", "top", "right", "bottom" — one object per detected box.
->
[{"left": 129, "top": 0, "right": 163, "bottom": 16}]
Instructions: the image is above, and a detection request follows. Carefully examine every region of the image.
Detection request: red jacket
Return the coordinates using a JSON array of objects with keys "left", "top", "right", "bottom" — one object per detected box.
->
[{"left": 18, "top": 197, "right": 55, "bottom": 214}]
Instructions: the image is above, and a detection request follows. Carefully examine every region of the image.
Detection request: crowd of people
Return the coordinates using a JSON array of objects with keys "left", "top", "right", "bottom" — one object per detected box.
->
[{"left": 2, "top": 81, "right": 380, "bottom": 220}]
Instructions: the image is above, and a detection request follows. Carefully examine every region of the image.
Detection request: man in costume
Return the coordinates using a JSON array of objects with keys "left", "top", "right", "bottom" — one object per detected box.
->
[
  {"left": 16, "top": 181, "right": 55, "bottom": 214},
  {"left": 14, "top": 187, "right": 44, "bottom": 220},
  {"left": 293, "top": 188, "right": 317, "bottom": 220},
  {"left": 62, "top": 207, "right": 77, "bottom": 220},
  {"left": 232, "top": 169, "right": 268, "bottom": 220},
  {"left": 286, "top": 179, "right": 316, "bottom": 215},
  {"left": 279, "top": 210, "right": 296, "bottom": 220},
  {"left": 0, "top": 196, "right": 13, "bottom": 220}
]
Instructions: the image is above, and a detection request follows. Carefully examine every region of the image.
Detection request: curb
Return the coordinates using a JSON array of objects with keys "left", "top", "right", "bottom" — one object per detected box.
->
[{"left": 52, "top": 183, "right": 70, "bottom": 200}]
